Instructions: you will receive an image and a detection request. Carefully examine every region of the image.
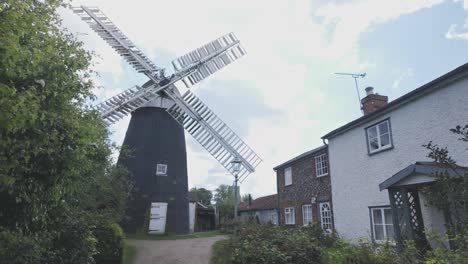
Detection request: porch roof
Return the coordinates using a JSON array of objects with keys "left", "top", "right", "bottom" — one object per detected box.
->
[{"left": 379, "top": 162, "right": 467, "bottom": 191}]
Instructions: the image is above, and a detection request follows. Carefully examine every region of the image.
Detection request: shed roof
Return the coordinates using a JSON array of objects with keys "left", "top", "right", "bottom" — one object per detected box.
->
[
  {"left": 379, "top": 162, "right": 467, "bottom": 191},
  {"left": 238, "top": 194, "right": 277, "bottom": 212},
  {"left": 322, "top": 63, "right": 468, "bottom": 140}
]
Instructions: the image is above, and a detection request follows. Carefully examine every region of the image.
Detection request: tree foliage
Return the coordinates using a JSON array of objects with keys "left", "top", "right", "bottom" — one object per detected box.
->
[
  {"left": 189, "top": 187, "right": 213, "bottom": 207},
  {"left": 421, "top": 124, "right": 468, "bottom": 262},
  {"left": 214, "top": 184, "right": 236, "bottom": 219},
  {"left": 0, "top": 1, "right": 131, "bottom": 262}
]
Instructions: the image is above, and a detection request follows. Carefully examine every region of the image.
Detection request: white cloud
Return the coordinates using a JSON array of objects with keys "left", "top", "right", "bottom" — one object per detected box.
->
[
  {"left": 446, "top": 17, "right": 468, "bottom": 39},
  {"left": 392, "top": 68, "right": 414, "bottom": 89},
  {"left": 60, "top": 0, "right": 450, "bottom": 198}
]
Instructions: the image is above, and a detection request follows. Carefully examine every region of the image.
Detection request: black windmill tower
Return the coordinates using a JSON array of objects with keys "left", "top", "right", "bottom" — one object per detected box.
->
[{"left": 74, "top": 6, "right": 262, "bottom": 234}]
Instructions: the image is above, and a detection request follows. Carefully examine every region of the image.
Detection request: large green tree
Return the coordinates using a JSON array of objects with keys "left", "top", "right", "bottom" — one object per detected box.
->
[
  {"left": 214, "top": 184, "right": 240, "bottom": 219},
  {"left": 0, "top": 1, "right": 131, "bottom": 263},
  {"left": 190, "top": 187, "right": 213, "bottom": 207}
]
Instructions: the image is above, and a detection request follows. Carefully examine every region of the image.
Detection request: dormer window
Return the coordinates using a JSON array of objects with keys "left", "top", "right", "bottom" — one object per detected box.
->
[
  {"left": 366, "top": 119, "right": 393, "bottom": 154},
  {"left": 156, "top": 164, "right": 168, "bottom": 176},
  {"left": 284, "top": 167, "right": 292, "bottom": 186}
]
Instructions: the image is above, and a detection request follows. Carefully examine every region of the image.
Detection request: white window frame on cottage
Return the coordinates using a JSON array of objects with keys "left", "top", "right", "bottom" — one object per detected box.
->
[
  {"left": 285, "top": 207, "right": 295, "bottom": 225},
  {"left": 302, "top": 204, "right": 313, "bottom": 226},
  {"left": 315, "top": 153, "right": 328, "bottom": 177},
  {"left": 155, "top": 163, "right": 168, "bottom": 176},
  {"left": 319, "top": 202, "right": 333, "bottom": 233},
  {"left": 284, "top": 167, "right": 292, "bottom": 186},
  {"left": 366, "top": 119, "right": 393, "bottom": 154},
  {"left": 370, "top": 207, "right": 394, "bottom": 242}
]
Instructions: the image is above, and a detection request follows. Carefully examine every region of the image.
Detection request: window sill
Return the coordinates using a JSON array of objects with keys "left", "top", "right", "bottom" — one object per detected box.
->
[
  {"left": 316, "top": 173, "right": 328, "bottom": 178},
  {"left": 368, "top": 145, "right": 394, "bottom": 156}
]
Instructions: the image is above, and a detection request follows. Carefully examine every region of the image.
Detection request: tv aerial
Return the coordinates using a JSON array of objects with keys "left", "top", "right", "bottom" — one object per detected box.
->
[{"left": 334, "top": 72, "right": 366, "bottom": 112}]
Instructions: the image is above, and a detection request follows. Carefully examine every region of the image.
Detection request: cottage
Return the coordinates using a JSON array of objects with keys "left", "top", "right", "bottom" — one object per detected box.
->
[
  {"left": 322, "top": 63, "right": 468, "bottom": 243},
  {"left": 238, "top": 194, "right": 278, "bottom": 225},
  {"left": 273, "top": 145, "right": 333, "bottom": 231}
]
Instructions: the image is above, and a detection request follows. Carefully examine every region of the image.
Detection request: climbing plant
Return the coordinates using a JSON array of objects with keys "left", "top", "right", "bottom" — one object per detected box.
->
[{"left": 421, "top": 124, "right": 468, "bottom": 262}]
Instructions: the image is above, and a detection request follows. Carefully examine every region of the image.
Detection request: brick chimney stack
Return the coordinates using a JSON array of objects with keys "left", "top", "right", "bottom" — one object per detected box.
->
[{"left": 361, "top": 87, "right": 388, "bottom": 115}]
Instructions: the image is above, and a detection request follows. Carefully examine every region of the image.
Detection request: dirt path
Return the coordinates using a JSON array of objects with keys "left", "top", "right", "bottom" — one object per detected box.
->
[{"left": 127, "top": 236, "right": 227, "bottom": 264}]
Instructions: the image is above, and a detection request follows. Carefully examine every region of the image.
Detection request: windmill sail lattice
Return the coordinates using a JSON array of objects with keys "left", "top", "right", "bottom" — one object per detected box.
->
[
  {"left": 73, "top": 6, "right": 163, "bottom": 80},
  {"left": 73, "top": 6, "right": 261, "bottom": 177},
  {"left": 172, "top": 33, "right": 247, "bottom": 88},
  {"left": 167, "top": 90, "right": 262, "bottom": 178}
]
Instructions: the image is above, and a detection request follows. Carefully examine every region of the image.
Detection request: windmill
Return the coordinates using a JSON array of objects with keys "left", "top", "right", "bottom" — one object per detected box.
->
[{"left": 73, "top": 6, "right": 262, "bottom": 234}]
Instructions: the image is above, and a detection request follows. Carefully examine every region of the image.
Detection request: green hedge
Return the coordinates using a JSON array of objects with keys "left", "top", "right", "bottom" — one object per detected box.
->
[{"left": 93, "top": 220, "right": 125, "bottom": 264}]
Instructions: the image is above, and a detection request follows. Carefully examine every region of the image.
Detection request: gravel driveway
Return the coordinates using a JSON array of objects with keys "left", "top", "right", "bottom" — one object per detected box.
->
[{"left": 127, "top": 236, "right": 227, "bottom": 264}]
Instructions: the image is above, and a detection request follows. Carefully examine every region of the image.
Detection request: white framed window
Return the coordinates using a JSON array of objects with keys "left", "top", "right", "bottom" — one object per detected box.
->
[
  {"left": 319, "top": 202, "right": 333, "bottom": 233},
  {"left": 366, "top": 119, "right": 392, "bottom": 154},
  {"left": 315, "top": 153, "right": 328, "bottom": 177},
  {"left": 302, "top": 204, "right": 313, "bottom": 226},
  {"left": 155, "top": 163, "right": 168, "bottom": 176},
  {"left": 285, "top": 207, "right": 295, "bottom": 225},
  {"left": 284, "top": 167, "right": 292, "bottom": 186},
  {"left": 370, "top": 207, "right": 394, "bottom": 241}
]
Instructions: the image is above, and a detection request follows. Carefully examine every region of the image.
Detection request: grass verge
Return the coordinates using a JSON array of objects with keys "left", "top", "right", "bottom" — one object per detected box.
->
[
  {"left": 126, "top": 230, "right": 221, "bottom": 241},
  {"left": 210, "top": 239, "right": 232, "bottom": 264},
  {"left": 123, "top": 241, "right": 137, "bottom": 264}
]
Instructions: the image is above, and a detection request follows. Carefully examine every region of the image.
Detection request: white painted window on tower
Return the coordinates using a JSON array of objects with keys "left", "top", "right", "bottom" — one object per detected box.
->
[
  {"left": 370, "top": 207, "right": 394, "bottom": 241},
  {"left": 302, "top": 204, "right": 313, "bottom": 226},
  {"left": 285, "top": 207, "right": 295, "bottom": 225},
  {"left": 156, "top": 164, "right": 168, "bottom": 176},
  {"left": 366, "top": 120, "right": 392, "bottom": 153},
  {"left": 320, "top": 202, "right": 333, "bottom": 233},
  {"left": 315, "top": 153, "right": 328, "bottom": 177},
  {"left": 284, "top": 167, "right": 292, "bottom": 186}
]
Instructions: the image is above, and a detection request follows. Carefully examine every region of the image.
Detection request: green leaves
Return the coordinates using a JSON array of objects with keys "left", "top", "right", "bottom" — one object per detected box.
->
[{"left": 0, "top": 1, "right": 131, "bottom": 262}]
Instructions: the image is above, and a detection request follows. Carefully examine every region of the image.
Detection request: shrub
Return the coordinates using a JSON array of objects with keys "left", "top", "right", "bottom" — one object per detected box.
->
[
  {"left": 0, "top": 229, "right": 43, "bottom": 264},
  {"left": 93, "top": 219, "right": 125, "bottom": 264}
]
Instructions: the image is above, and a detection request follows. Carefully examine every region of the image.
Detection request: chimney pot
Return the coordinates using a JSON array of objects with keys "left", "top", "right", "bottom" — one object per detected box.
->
[{"left": 365, "top": 86, "right": 374, "bottom": 95}]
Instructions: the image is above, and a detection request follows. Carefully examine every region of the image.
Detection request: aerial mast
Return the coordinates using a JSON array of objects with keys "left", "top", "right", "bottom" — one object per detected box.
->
[{"left": 334, "top": 72, "right": 366, "bottom": 113}]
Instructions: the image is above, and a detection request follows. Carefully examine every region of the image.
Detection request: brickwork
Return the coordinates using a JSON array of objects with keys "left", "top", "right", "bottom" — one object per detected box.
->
[{"left": 275, "top": 147, "right": 333, "bottom": 227}]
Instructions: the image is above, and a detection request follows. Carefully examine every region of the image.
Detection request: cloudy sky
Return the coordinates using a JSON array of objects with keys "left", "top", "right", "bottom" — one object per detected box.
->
[{"left": 61, "top": 0, "right": 468, "bottom": 198}]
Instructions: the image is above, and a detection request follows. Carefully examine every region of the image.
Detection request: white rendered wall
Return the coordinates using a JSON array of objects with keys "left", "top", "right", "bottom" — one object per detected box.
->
[
  {"left": 328, "top": 77, "right": 468, "bottom": 242},
  {"left": 189, "top": 202, "right": 196, "bottom": 233}
]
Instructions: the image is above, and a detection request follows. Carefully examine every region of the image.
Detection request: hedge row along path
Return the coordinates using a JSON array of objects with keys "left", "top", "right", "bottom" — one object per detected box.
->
[{"left": 127, "top": 236, "right": 227, "bottom": 264}]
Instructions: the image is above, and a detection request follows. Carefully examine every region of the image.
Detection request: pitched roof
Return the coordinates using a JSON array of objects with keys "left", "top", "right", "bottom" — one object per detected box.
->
[
  {"left": 322, "top": 63, "right": 468, "bottom": 140},
  {"left": 238, "top": 194, "right": 277, "bottom": 212},
  {"left": 273, "top": 145, "right": 327, "bottom": 170},
  {"left": 379, "top": 162, "right": 468, "bottom": 191}
]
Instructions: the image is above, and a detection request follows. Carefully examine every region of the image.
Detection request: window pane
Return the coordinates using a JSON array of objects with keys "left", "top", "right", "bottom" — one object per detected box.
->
[
  {"left": 374, "top": 225, "right": 384, "bottom": 240},
  {"left": 373, "top": 209, "right": 383, "bottom": 224},
  {"left": 368, "top": 126, "right": 377, "bottom": 139},
  {"left": 380, "top": 134, "right": 390, "bottom": 147},
  {"left": 370, "top": 137, "right": 379, "bottom": 150},
  {"left": 378, "top": 121, "right": 389, "bottom": 134},
  {"left": 385, "top": 225, "right": 394, "bottom": 240}
]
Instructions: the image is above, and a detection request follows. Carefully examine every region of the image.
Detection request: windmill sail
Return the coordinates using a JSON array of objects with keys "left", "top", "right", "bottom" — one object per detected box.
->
[
  {"left": 94, "top": 84, "right": 167, "bottom": 125},
  {"left": 172, "top": 33, "right": 247, "bottom": 88},
  {"left": 73, "top": 6, "right": 163, "bottom": 80},
  {"left": 166, "top": 90, "right": 262, "bottom": 179}
]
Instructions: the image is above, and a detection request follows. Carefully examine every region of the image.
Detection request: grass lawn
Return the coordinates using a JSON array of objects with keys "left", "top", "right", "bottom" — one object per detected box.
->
[
  {"left": 126, "top": 230, "right": 221, "bottom": 241},
  {"left": 123, "top": 241, "right": 137, "bottom": 264}
]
